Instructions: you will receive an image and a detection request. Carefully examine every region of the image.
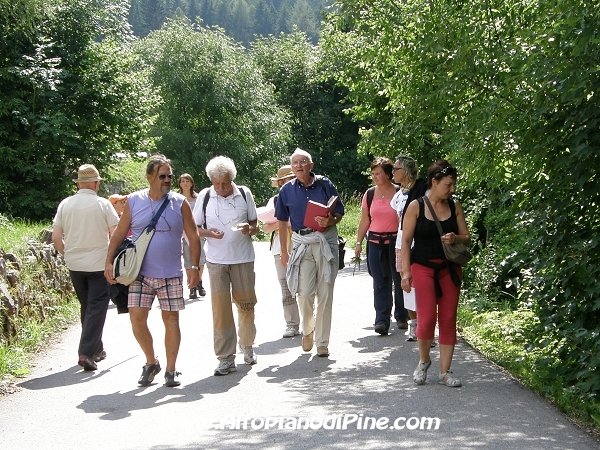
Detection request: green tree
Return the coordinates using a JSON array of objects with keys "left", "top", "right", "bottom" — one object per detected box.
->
[
  {"left": 0, "top": 0, "right": 157, "bottom": 219},
  {"left": 228, "top": 0, "right": 253, "bottom": 43},
  {"left": 135, "top": 19, "right": 290, "bottom": 201},
  {"left": 253, "top": 0, "right": 276, "bottom": 36},
  {"left": 252, "top": 31, "right": 367, "bottom": 194},
  {"left": 322, "top": 0, "right": 600, "bottom": 400},
  {"left": 286, "top": 0, "right": 318, "bottom": 42}
]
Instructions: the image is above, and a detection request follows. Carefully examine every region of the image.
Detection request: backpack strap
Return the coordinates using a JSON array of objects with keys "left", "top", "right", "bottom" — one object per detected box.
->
[
  {"left": 269, "top": 194, "right": 278, "bottom": 249},
  {"left": 201, "top": 189, "right": 210, "bottom": 229},
  {"left": 366, "top": 185, "right": 399, "bottom": 222},
  {"left": 366, "top": 187, "right": 375, "bottom": 222}
]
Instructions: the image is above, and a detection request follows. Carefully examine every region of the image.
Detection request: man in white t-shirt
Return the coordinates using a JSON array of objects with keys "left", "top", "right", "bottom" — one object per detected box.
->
[
  {"left": 52, "top": 164, "right": 120, "bottom": 371},
  {"left": 193, "top": 156, "right": 259, "bottom": 376}
]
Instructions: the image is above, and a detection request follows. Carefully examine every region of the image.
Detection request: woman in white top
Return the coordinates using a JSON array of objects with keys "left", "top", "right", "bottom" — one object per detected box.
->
[{"left": 390, "top": 155, "right": 428, "bottom": 341}]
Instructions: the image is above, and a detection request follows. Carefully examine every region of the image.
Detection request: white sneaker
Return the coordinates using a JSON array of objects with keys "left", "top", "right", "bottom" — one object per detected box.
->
[
  {"left": 239, "top": 345, "right": 257, "bottom": 365},
  {"left": 406, "top": 319, "right": 417, "bottom": 341},
  {"left": 214, "top": 360, "right": 236, "bottom": 376},
  {"left": 283, "top": 327, "right": 300, "bottom": 338}
]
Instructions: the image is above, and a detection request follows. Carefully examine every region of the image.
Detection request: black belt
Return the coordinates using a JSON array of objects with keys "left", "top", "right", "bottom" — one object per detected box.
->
[{"left": 294, "top": 228, "right": 315, "bottom": 235}]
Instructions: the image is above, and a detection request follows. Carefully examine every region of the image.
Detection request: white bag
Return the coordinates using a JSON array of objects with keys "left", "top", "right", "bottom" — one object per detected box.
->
[{"left": 113, "top": 227, "right": 155, "bottom": 286}]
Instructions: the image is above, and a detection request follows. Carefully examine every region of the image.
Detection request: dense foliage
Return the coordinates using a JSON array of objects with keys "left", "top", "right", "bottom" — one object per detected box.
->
[
  {"left": 322, "top": 0, "right": 600, "bottom": 402},
  {"left": 135, "top": 18, "right": 291, "bottom": 201},
  {"left": 3, "top": 0, "right": 599, "bottom": 429},
  {"left": 251, "top": 32, "right": 369, "bottom": 194},
  {"left": 128, "top": 0, "right": 331, "bottom": 43},
  {"left": 0, "top": 0, "right": 157, "bottom": 220}
]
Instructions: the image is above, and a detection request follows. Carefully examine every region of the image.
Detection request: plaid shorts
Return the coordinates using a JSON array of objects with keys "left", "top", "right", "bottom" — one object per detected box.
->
[{"left": 127, "top": 276, "right": 185, "bottom": 311}]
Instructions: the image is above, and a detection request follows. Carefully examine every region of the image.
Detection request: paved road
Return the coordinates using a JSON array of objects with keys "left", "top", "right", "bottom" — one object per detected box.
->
[{"left": 1, "top": 242, "right": 598, "bottom": 449}]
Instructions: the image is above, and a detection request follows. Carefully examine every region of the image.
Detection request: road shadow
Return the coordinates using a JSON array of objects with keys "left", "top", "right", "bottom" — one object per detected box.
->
[
  {"left": 76, "top": 364, "right": 256, "bottom": 420},
  {"left": 17, "top": 357, "right": 132, "bottom": 391}
]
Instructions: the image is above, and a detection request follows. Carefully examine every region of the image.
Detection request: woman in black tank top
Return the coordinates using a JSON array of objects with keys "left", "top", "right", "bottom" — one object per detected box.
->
[{"left": 399, "top": 160, "right": 471, "bottom": 388}]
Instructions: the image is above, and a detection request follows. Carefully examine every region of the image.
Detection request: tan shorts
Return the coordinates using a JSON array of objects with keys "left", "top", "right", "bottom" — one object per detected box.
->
[{"left": 127, "top": 276, "right": 185, "bottom": 311}]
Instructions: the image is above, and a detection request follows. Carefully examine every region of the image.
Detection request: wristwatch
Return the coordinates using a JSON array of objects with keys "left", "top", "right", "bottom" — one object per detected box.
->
[{"left": 190, "top": 265, "right": 199, "bottom": 270}]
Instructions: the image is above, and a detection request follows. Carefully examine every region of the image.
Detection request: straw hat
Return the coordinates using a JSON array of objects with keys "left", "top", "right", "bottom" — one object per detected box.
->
[
  {"left": 109, "top": 194, "right": 127, "bottom": 205},
  {"left": 270, "top": 165, "right": 294, "bottom": 187},
  {"left": 72, "top": 164, "right": 103, "bottom": 183}
]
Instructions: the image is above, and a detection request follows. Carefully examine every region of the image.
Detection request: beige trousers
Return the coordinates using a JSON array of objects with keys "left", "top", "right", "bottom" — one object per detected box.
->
[
  {"left": 274, "top": 254, "right": 300, "bottom": 329},
  {"left": 206, "top": 262, "right": 257, "bottom": 361},
  {"left": 295, "top": 242, "right": 337, "bottom": 347}
]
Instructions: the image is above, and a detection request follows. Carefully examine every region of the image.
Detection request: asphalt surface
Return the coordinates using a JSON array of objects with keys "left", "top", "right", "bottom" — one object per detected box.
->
[{"left": 1, "top": 242, "right": 598, "bottom": 449}]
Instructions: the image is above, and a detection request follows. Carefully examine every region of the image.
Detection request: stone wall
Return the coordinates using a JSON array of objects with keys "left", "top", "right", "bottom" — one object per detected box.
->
[{"left": 0, "top": 229, "right": 73, "bottom": 341}]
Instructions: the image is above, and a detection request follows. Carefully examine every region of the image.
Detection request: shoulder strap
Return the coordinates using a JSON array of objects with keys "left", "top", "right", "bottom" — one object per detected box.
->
[
  {"left": 239, "top": 186, "right": 247, "bottom": 203},
  {"left": 147, "top": 192, "right": 172, "bottom": 231},
  {"left": 201, "top": 190, "right": 210, "bottom": 229},
  {"left": 314, "top": 175, "right": 328, "bottom": 195},
  {"left": 366, "top": 187, "right": 375, "bottom": 222},
  {"left": 422, "top": 196, "right": 444, "bottom": 237},
  {"left": 367, "top": 185, "right": 399, "bottom": 222}
]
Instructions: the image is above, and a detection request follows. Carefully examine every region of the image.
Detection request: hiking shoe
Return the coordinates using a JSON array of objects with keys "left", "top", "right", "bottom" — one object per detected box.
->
[
  {"left": 406, "top": 319, "right": 417, "bottom": 341},
  {"left": 78, "top": 355, "right": 97, "bottom": 371},
  {"left": 92, "top": 350, "right": 107, "bottom": 362},
  {"left": 214, "top": 360, "right": 237, "bottom": 376},
  {"left": 397, "top": 321, "right": 408, "bottom": 330},
  {"left": 198, "top": 281, "right": 206, "bottom": 297},
  {"left": 413, "top": 359, "right": 432, "bottom": 385},
  {"left": 317, "top": 346, "right": 329, "bottom": 357},
  {"left": 374, "top": 323, "right": 388, "bottom": 335},
  {"left": 189, "top": 288, "right": 198, "bottom": 299},
  {"left": 138, "top": 359, "right": 161, "bottom": 386},
  {"left": 164, "top": 370, "right": 181, "bottom": 387},
  {"left": 239, "top": 345, "right": 257, "bottom": 365},
  {"left": 438, "top": 370, "right": 462, "bottom": 387},
  {"left": 302, "top": 331, "right": 314, "bottom": 352},
  {"left": 283, "top": 327, "right": 300, "bottom": 338}
]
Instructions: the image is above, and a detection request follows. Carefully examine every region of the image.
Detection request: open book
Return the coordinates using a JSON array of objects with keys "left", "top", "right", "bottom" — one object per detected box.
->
[{"left": 303, "top": 195, "right": 338, "bottom": 232}]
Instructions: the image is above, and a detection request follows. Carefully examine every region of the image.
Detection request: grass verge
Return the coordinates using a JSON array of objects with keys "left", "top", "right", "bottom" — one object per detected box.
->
[
  {"left": 458, "top": 303, "right": 600, "bottom": 439},
  {"left": 0, "top": 215, "right": 79, "bottom": 392}
]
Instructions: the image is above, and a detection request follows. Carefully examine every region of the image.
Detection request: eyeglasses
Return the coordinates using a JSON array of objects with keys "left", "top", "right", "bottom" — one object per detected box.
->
[
  {"left": 158, "top": 173, "right": 175, "bottom": 180},
  {"left": 392, "top": 166, "right": 403, "bottom": 172},
  {"left": 155, "top": 215, "right": 171, "bottom": 232},
  {"left": 291, "top": 159, "right": 310, "bottom": 167}
]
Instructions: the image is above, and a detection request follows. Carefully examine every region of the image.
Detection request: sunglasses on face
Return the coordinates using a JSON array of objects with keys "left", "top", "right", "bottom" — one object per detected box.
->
[{"left": 158, "top": 173, "right": 175, "bottom": 180}]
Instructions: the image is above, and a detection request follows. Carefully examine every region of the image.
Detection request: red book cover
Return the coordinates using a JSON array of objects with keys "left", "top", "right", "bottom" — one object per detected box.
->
[{"left": 303, "top": 196, "right": 338, "bottom": 232}]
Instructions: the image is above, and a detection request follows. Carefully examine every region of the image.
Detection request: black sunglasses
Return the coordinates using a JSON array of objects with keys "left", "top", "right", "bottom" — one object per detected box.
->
[{"left": 158, "top": 173, "right": 175, "bottom": 180}]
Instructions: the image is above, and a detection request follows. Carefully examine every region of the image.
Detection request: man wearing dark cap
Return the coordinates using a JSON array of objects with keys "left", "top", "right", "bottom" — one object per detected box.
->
[{"left": 52, "top": 164, "right": 120, "bottom": 371}]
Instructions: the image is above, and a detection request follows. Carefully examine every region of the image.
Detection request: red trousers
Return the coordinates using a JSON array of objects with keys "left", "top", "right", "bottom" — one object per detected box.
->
[{"left": 412, "top": 260, "right": 462, "bottom": 345}]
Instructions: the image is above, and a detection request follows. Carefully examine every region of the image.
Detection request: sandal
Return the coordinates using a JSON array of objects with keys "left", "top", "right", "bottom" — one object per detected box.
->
[
  {"left": 413, "top": 360, "right": 431, "bottom": 385},
  {"left": 438, "top": 370, "right": 462, "bottom": 387}
]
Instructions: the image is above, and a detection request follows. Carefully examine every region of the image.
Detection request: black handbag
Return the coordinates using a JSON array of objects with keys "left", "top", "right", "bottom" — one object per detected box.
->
[
  {"left": 422, "top": 196, "right": 472, "bottom": 266},
  {"left": 338, "top": 236, "right": 346, "bottom": 270}
]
